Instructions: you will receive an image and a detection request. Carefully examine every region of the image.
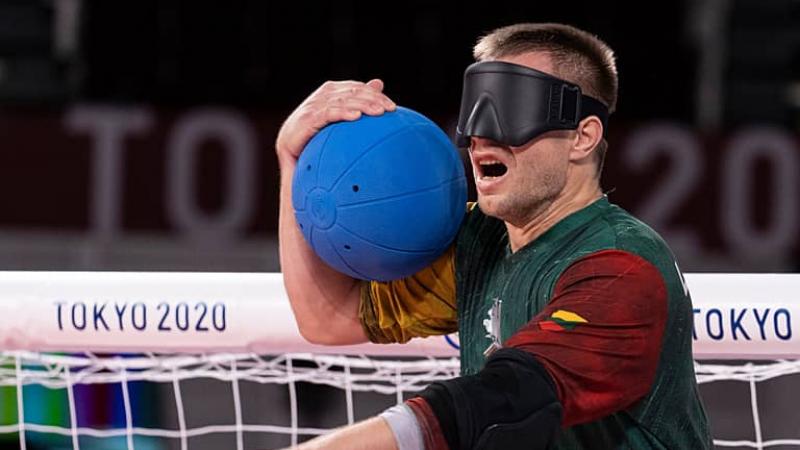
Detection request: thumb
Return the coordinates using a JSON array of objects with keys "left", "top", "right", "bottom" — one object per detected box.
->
[{"left": 366, "top": 78, "right": 384, "bottom": 92}]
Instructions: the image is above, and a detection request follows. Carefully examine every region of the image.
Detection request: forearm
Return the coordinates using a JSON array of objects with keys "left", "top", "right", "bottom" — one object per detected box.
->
[
  {"left": 278, "top": 156, "right": 367, "bottom": 344},
  {"left": 413, "top": 348, "right": 562, "bottom": 450},
  {"left": 276, "top": 78, "right": 395, "bottom": 345},
  {"left": 291, "top": 417, "right": 399, "bottom": 450}
]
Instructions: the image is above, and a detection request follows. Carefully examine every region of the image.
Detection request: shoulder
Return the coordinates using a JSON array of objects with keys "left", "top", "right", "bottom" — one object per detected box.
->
[
  {"left": 592, "top": 201, "right": 676, "bottom": 264},
  {"left": 590, "top": 201, "right": 688, "bottom": 298}
]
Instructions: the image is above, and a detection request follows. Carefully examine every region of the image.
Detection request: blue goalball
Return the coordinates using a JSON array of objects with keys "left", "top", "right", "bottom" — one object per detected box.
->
[{"left": 292, "top": 106, "right": 467, "bottom": 281}]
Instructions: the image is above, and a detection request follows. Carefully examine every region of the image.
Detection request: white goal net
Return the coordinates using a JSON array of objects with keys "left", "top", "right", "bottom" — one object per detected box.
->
[{"left": 1, "top": 272, "right": 799, "bottom": 449}]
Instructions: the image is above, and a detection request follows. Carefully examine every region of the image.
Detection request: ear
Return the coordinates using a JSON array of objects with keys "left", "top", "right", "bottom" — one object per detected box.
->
[{"left": 569, "top": 116, "right": 603, "bottom": 162}]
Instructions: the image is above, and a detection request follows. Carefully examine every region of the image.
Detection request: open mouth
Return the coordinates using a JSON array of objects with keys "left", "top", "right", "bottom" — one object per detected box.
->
[{"left": 478, "top": 160, "right": 508, "bottom": 179}]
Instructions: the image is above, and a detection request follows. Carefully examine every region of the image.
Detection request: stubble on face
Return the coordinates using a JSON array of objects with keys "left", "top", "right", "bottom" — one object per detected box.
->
[
  {"left": 471, "top": 51, "right": 573, "bottom": 228},
  {"left": 474, "top": 134, "right": 569, "bottom": 227}
]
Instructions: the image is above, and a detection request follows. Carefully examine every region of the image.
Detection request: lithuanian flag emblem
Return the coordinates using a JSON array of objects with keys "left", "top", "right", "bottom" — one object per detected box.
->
[{"left": 539, "top": 309, "right": 588, "bottom": 331}]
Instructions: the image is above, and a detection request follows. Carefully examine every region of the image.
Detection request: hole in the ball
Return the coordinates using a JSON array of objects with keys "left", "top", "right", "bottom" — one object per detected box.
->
[
  {"left": 306, "top": 164, "right": 312, "bottom": 171},
  {"left": 352, "top": 185, "right": 359, "bottom": 192},
  {"left": 299, "top": 223, "right": 304, "bottom": 229},
  {"left": 344, "top": 245, "right": 351, "bottom": 250}
]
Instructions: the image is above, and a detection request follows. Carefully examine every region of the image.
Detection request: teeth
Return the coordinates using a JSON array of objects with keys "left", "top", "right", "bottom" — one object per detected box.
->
[{"left": 478, "top": 159, "right": 506, "bottom": 180}]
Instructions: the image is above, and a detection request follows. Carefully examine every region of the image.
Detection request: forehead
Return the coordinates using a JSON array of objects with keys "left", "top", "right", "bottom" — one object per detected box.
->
[{"left": 496, "top": 52, "right": 557, "bottom": 78}]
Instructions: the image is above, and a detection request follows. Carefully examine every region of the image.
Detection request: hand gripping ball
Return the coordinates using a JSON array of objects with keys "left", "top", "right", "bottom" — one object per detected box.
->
[{"left": 292, "top": 106, "right": 467, "bottom": 281}]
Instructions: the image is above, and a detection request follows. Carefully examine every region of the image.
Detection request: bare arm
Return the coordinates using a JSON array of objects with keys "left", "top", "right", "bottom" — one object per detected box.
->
[
  {"left": 280, "top": 417, "right": 399, "bottom": 450},
  {"left": 276, "top": 79, "right": 396, "bottom": 345}
]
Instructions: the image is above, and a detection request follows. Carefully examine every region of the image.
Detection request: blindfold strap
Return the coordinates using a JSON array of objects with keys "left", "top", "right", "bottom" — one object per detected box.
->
[
  {"left": 579, "top": 95, "right": 610, "bottom": 137},
  {"left": 551, "top": 83, "right": 609, "bottom": 137}
]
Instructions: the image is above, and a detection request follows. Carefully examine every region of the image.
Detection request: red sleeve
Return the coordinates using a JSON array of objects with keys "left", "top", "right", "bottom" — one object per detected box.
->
[
  {"left": 504, "top": 249, "right": 668, "bottom": 427},
  {"left": 406, "top": 397, "right": 450, "bottom": 450}
]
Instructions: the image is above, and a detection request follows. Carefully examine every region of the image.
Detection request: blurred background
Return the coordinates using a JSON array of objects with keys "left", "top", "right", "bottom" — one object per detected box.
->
[
  {"left": 0, "top": 0, "right": 799, "bottom": 448},
  {"left": 0, "top": 0, "right": 798, "bottom": 273}
]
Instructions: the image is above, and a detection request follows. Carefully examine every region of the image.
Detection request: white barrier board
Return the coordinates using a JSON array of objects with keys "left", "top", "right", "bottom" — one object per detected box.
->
[{"left": 0, "top": 272, "right": 796, "bottom": 359}]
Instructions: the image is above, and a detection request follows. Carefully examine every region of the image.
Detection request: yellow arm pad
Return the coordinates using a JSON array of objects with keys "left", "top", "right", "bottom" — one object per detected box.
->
[{"left": 359, "top": 245, "right": 458, "bottom": 344}]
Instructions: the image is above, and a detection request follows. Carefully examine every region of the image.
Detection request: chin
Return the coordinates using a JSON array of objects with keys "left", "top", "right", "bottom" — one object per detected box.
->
[
  {"left": 479, "top": 193, "right": 551, "bottom": 227},
  {"left": 477, "top": 196, "right": 508, "bottom": 220}
]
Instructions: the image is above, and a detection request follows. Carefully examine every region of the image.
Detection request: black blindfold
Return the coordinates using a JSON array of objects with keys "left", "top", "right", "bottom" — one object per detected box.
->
[{"left": 455, "top": 61, "right": 610, "bottom": 148}]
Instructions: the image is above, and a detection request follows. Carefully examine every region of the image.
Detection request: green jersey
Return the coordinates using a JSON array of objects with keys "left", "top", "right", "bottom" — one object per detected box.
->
[{"left": 360, "top": 197, "right": 712, "bottom": 449}]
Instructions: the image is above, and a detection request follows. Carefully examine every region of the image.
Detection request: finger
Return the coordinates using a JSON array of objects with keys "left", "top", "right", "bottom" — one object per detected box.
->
[
  {"left": 319, "top": 80, "right": 369, "bottom": 94},
  {"left": 317, "top": 106, "right": 362, "bottom": 125},
  {"left": 365, "top": 78, "right": 384, "bottom": 92},
  {"left": 329, "top": 85, "right": 396, "bottom": 111},
  {"left": 329, "top": 83, "right": 380, "bottom": 100},
  {"left": 331, "top": 97, "right": 387, "bottom": 116},
  {"left": 366, "top": 81, "right": 396, "bottom": 110},
  {"left": 364, "top": 79, "right": 396, "bottom": 110}
]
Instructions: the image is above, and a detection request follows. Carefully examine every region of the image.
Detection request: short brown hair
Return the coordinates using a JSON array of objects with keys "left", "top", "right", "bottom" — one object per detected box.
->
[{"left": 474, "top": 23, "right": 618, "bottom": 175}]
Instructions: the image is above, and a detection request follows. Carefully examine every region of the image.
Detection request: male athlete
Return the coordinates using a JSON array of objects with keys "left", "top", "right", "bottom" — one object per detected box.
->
[{"left": 277, "top": 23, "right": 711, "bottom": 449}]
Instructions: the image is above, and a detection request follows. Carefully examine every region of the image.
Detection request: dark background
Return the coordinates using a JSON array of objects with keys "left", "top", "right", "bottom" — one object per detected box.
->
[
  {"left": 0, "top": 0, "right": 798, "bottom": 272},
  {"left": 0, "top": 1, "right": 799, "bottom": 449}
]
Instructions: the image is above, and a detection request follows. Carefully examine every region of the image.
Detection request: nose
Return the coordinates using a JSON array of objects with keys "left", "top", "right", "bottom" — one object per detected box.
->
[{"left": 469, "top": 136, "right": 505, "bottom": 152}]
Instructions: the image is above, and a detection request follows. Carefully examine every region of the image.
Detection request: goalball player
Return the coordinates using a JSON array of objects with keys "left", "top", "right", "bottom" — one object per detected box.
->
[{"left": 276, "top": 23, "right": 712, "bottom": 450}]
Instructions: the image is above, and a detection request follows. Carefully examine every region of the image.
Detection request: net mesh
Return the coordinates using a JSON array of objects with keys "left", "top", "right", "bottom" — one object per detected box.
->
[
  {"left": 0, "top": 351, "right": 460, "bottom": 449},
  {"left": 1, "top": 351, "right": 800, "bottom": 449}
]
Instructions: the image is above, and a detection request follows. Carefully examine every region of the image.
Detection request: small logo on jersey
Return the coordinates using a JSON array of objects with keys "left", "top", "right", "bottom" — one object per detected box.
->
[
  {"left": 539, "top": 309, "right": 588, "bottom": 331},
  {"left": 483, "top": 298, "right": 503, "bottom": 357}
]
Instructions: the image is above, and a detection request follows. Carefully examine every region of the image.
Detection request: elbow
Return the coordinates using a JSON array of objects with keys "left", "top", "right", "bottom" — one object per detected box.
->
[
  {"left": 295, "top": 316, "right": 366, "bottom": 346},
  {"left": 296, "top": 322, "right": 334, "bottom": 345},
  {"left": 284, "top": 278, "right": 366, "bottom": 346}
]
